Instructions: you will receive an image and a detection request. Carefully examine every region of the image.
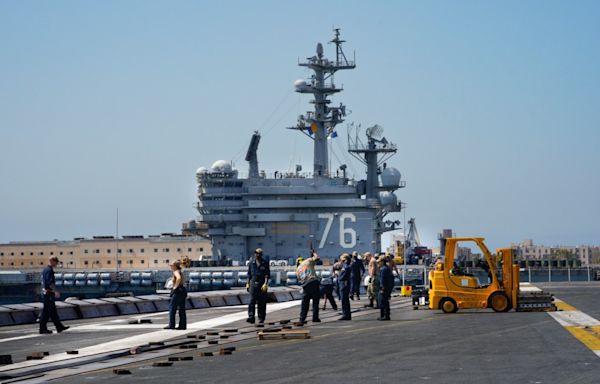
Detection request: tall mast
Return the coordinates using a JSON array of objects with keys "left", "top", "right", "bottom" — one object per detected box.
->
[{"left": 290, "top": 28, "right": 355, "bottom": 178}]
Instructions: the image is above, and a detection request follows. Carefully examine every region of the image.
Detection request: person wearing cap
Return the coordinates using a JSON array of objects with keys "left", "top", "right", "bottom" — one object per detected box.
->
[
  {"left": 365, "top": 252, "right": 379, "bottom": 308},
  {"left": 350, "top": 251, "right": 365, "bottom": 300},
  {"left": 378, "top": 256, "right": 394, "bottom": 321},
  {"left": 165, "top": 260, "right": 187, "bottom": 330},
  {"left": 246, "top": 248, "right": 270, "bottom": 324},
  {"left": 387, "top": 252, "right": 400, "bottom": 277},
  {"left": 296, "top": 250, "right": 321, "bottom": 323},
  {"left": 338, "top": 253, "right": 352, "bottom": 320},
  {"left": 39, "top": 256, "right": 69, "bottom": 334}
]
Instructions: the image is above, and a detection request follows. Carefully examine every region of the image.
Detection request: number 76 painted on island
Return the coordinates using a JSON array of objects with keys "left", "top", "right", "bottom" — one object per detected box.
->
[{"left": 317, "top": 213, "right": 357, "bottom": 249}]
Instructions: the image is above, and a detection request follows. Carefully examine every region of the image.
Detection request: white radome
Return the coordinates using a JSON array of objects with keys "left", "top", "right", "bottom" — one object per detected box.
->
[
  {"left": 379, "top": 191, "right": 398, "bottom": 208},
  {"left": 196, "top": 167, "right": 208, "bottom": 175},
  {"left": 294, "top": 79, "right": 308, "bottom": 91},
  {"left": 380, "top": 167, "right": 402, "bottom": 187},
  {"left": 211, "top": 160, "right": 232, "bottom": 172}
]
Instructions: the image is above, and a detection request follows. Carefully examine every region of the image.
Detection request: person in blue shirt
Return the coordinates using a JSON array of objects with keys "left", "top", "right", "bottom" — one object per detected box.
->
[
  {"left": 338, "top": 253, "right": 352, "bottom": 320},
  {"left": 350, "top": 252, "right": 365, "bottom": 300},
  {"left": 39, "top": 256, "right": 69, "bottom": 334},
  {"left": 246, "top": 248, "right": 270, "bottom": 324},
  {"left": 378, "top": 256, "right": 394, "bottom": 321}
]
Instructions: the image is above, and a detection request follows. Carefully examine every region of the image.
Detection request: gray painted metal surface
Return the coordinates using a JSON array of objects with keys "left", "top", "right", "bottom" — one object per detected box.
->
[{"left": 195, "top": 30, "right": 405, "bottom": 263}]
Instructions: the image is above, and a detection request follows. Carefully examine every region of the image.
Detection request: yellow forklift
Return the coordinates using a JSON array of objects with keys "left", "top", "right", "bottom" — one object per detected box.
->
[{"left": 428, "top": 237, "right": 555, "bottom": 313}]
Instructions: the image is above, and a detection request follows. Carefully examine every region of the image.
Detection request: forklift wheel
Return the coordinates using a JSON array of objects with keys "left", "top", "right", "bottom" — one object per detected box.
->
[
  {"left": 489, "top": 292, "right": 511, "bottom": 312},
  {"left": 440, "top": 298, "right": 458, "bottom": 314}
]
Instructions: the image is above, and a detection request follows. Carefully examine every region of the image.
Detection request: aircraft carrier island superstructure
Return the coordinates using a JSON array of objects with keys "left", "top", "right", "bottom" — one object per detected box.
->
[{"left": 195, "top": 30, "right": 405, "bottom": 263}]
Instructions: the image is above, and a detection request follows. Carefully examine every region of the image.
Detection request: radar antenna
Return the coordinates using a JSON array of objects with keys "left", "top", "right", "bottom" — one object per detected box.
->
[{"left": 288, "top": 28, "right": 356, "bottom": 178}]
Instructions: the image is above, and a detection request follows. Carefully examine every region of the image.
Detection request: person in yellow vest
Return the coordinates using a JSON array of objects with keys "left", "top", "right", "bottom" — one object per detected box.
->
[{"left": 295, "top": 255, "right": 304, "bottom": 267}]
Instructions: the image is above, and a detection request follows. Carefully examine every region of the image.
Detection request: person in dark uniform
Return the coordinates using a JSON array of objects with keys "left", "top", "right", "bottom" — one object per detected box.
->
[
  {"left": 164, "top": 260, "right": 187, "bottom": 330},
  {"left": 338, "top": 253, "right": 352, "bottom": 320},
  {"left": 378, "top": 256, "right": 394, "bottom": 321},
  {"left": 39, "top": 256, "right": 69, "bottom": 334},
  {"left": 350, "top": 252, "right": 365, "bottom": 300},
  {"left": 296, "top": 251, "right": 321, "bottom": 323},
  {"left": 320, "top": 273, "right": 337, "bottom": 311},
  {"left": 246, "top": 248, "right": 270, "bottom": 324}
]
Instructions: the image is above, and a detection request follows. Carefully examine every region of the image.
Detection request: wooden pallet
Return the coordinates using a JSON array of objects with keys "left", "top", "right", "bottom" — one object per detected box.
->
[{"left": 258, "top": 329, "right": 310, "bottom": 340}]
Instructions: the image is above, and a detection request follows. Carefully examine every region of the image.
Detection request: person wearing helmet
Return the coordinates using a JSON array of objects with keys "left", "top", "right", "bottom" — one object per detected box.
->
[{"left": 246, "top": 248, "right": 270, "bottom": 325}]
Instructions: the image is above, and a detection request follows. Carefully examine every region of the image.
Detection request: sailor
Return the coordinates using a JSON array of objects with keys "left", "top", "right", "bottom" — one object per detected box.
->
[
  {"left": 296, "top": 251, "right": 321, "bottom": 323},
  {"left": 387, "top": 252, "right": 400, "bottom": 277},
  {"left": 39, "top": 256, "right": 69, "bottom": 334},
  {"left": 332, "top": 257, "right": 343, "bottom": 300},
  {"left": 365, "top": 252, "right": 380, "bottom": 308},
  {"left": 165, "top": 260, "right": 187, "bottom": 330},
  {"left": 338, "top": 253, "right": 352, "bottom": 320},
  {"left": 350, "top": 252, "right": 365, "bottom": 300},
  {"left": 378, "top": 256, "right": 394, "bottom": 321},
  {"left": 246, "top": 248, "right": 270, "bottom": 324},
  {"left": 320, "top": 271, "right": 338, "bottom": 311}
]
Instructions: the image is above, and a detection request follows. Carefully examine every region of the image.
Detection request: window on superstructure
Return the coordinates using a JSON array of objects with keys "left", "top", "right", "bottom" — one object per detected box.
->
[
  {"left": 69, "top": 261, "right": 73, "bottom": 265},
  {"left": 177, "top": 248, "right": 181, "bottom": 252},
  {"left": 50, "top": 252, "right": 54, "bottom": 255},
  {"left": 107, "top": 249, "right": 111, "bottom": 253},
  {"left": 0, "top": 252, "right": 3, "bottom": 256},
  {"left": 84, "top": 250, "right": 89, "bottom": 254},
  {"left": 59, "top": 251, "right": 63, "bottom": 255},
  {"left": 118, "top": 249, "right": 122, "bottom": 253},
  {"left": 164, "top": 248, "right": 170, "bottom": 252},
  {"left": 188, "top": 248, "right": 192, "bottom": 252},
  {"left": 30, "top": 262, "right": 33, "bottom": 265},
  {"left": 84, "top": 261, "right": 89, "bottom": 265},
  {"left": 141, "top": 260, "right": 145, "bottom": 264},
  {"left": 107, "top": 260, "right": 111, "bottom": 265},
  {"left": 20, "top": 262, "right": 23, "bottom": 266},
  {"left": 128, "top": 260, "right": 133, "bottom": 264},
  {"left": 69, "top": 251, "right": 73, "bottom": 255},
  {"left": 21, "top": 252, "right": 24, "bottom": 255},
  {"left": 128, "top": 249, "right": 133, "bottom": 253},
  {"left": 30, "top": 252, "right": 33, "bottom": 256},
  {"left": 40, "top": 262, "right": 44, "bottom": 266},
  {"left": 118, "top": 260, "right": 122, "bottom": 265},
  {"left": 10, "top": 252, "right": 14, "bottom": 256},
  {"left": 95, "top": 249, "right": 100, "bottom": 254},
  {"left": 141, "top": 249, "right": 145, "bottom": 253},
  {"left": 165, "top": 259, "right": 170, "bottom": 263},
  {"left": 154, "top": 260, "right": 158, "bottom": 264}
]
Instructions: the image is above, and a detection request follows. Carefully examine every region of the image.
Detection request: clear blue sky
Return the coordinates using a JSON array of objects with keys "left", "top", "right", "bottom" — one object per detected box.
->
[{"left": 1, "top": 1, "right": 599, "bottom": 250}]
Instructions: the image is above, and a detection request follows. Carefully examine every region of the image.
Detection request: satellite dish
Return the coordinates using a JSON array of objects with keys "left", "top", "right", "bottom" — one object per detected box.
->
[{"left": 316, "top": 43, "right": 324, "bottom": 58}]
